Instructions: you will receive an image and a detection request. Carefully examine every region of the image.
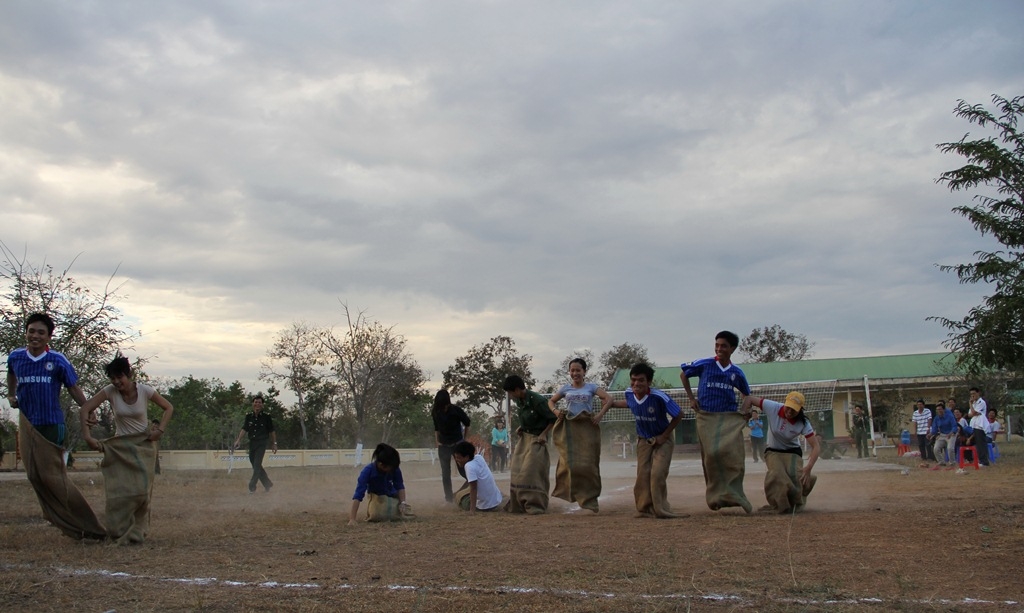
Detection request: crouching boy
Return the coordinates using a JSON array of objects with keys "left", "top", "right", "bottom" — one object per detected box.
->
[
  {"left": 740, "top": 392, "right": 819, "bottom": 514},
  {"left": 453, "top": 441, "right": 504, "bottom": 512}
]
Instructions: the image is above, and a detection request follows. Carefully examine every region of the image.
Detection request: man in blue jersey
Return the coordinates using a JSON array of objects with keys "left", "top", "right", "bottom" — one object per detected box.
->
[
  {"left": 680, "top": 330, "right": 753, "bottom": 513},
  {"left": 609, "top": 363, "right": 684, "bottom": 518},
  {"left": 6, "top": 313, "right": 88, "bottom": 446}
]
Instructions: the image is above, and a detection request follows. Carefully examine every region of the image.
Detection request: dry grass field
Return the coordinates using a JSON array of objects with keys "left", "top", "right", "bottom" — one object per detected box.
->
[{"left": 2, "top": 445, "right": 1023, "bottom": 612}]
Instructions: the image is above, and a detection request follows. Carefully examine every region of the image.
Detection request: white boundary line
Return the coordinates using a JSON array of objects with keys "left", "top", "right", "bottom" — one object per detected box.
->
[{"left": 3, "top": 564, "right": 1016, "bottom": 608}]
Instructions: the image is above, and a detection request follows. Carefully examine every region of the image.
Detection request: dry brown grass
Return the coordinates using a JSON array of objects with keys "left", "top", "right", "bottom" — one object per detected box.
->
[{"left": 2, "top": 449, "right": 1023, "bottom": 612}]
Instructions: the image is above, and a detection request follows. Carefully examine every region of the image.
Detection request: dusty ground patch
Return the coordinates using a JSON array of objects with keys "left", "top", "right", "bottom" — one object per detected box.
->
[{"left": 2, "top": 446, "right": 1022, "bottom": 612}]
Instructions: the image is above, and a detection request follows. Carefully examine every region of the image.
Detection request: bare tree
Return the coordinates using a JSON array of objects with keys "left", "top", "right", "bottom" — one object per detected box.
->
[
  {"left": 259, "top": 321, "right": 328, "bottom": 448},
  {"left": 320, "top": 304, "right": 423, "bottom": 444},
  {"left": 0, "top": 242, "right": 140, "bottom": 447}
]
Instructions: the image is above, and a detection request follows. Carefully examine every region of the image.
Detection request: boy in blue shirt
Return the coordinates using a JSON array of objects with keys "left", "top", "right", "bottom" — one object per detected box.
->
[
  {"left": 680, "top": 331, "right": 752, "bottom": 513},
  {"left": 349, "top": 443, "right": 411, "bottom": 524},
  {"left": 7, "top": 313, "right": 88, "bottom": 446},
  {"left": 609, "top": 363, "right": 684, "bottom": 518}
]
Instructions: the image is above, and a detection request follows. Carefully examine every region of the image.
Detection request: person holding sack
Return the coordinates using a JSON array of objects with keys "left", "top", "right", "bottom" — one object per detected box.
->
[
  {"left": 607, "top": 363, "right": 684, "bottom": 518},
  {"left": 79, "top": 355, "right": 174, "bottom": 544},
  {"left": 680, "top": 331, "right": 753, "bottom": 514},
  {"left": 741, "top": 391, "right": 820, "bottom": 514},
  {"left": 348, "top": 443, "right": 413, "bottom": 524},
  {"left": 502, "top": 374, "right": 557, "bottom": 514},
  {"left": 547, "top": 357, "right": 612, "bottom": 512}
]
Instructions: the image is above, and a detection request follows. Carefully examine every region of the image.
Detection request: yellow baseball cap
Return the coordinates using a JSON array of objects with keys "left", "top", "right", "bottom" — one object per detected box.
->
[{"left": 784, "top": 391, "right": 805, "bottom": 413}]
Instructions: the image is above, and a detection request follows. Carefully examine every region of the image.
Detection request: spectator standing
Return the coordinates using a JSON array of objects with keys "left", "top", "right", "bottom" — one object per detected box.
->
[
  {"left": 748, "top": 412, "right": 765, "bottom": 463},
  {"left": 912, "top": 400, "right": 934, "bottom": 460},
  {"left": 968, "top": 387, "right": 991, "bottom": 466},
  {"left": 851, "top": 404, "right": 870, "bottom": 459},
  {"left": 490, "top": 419, "right": 508, "bottom": 472}
]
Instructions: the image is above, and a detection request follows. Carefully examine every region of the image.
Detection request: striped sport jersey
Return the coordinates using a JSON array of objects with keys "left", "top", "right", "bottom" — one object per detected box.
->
[
  {"left": 625, "top": 388, "right": 682, "bottom": 439},
  {"left": 680, "top": 357, "right": 750, "bottom": 413},
  {"left": 7, "top": 348, "right": 78, "bottom": 427}
]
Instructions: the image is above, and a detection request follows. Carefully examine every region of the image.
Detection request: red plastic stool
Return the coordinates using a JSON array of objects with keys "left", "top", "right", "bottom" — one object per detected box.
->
[
  {"left": 897, "top": 444, "right": 910, "bottom": 456},
  {"left": 958, "top": 446, "right": 980, "bottom": 470}
]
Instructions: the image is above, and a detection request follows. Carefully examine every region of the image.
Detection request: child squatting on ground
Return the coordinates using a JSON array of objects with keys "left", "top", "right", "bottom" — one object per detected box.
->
[
  {"left": 740, "top": 391, "right": 820, "bottom": 514},
  {"left": 349, "top": 443, "right": 414, "bottom": 525},
  {"left": 452, "top": 441, "right": 504, "bottom": 512}
]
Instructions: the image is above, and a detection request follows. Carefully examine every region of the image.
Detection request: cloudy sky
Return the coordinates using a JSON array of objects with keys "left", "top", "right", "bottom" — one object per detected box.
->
[{"left": 1, "top": 1, "right": 1021, "bottom": 395}]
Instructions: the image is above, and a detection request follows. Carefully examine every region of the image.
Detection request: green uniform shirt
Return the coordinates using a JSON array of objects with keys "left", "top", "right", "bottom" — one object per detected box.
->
[{"left": 514, "top": 390, "right": 557, "bottom": 435}]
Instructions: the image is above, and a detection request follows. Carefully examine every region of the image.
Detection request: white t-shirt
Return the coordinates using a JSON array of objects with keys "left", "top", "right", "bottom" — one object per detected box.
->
[
  {"left": 103, "top": 382, "right": 156, "bottom": 435},
  {"left": 761, "top": 399, "right": 815, "bottom": 450},
  {"left": 464, "top": 454, "right": 502, "bottom": 510},
  {"left": 969, "top": 398, "right": 991, "bottom": 434}
]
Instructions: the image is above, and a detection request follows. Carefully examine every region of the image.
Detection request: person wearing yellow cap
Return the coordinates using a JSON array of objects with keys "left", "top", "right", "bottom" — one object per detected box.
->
[{"left": 740, "top": 391, "right": 820, "bottom": 513}]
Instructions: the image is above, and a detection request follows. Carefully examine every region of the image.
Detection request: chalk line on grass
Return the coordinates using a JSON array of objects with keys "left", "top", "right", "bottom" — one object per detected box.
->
[{"left": 3, "top": 564, "right": 1018, "bottom": 608}]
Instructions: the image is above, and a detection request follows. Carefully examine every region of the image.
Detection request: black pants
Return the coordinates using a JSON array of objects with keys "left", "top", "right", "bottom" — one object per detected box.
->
[
  {"left": 917, "top": 433, "right": 935, "bottom": 460},
  {"left": 437, "top": 443, "right": 467, "bottom": 502},
  {"left": 974, "top": 434, "right": 990, "bottom": 466},
  {"left": 853, "top": 430, "right": 869, "bottom": 458},
  {"left": 490, "top": 445, "right": 507, "bottom": 472},
  {"left": 248, "top": 440, "right": 273, "bottom": 492}
]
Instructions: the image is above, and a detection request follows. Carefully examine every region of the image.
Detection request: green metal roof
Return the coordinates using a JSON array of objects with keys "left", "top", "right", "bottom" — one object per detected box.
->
[{"left": 608, "top": 352, "right": 958, "bottom": 390}]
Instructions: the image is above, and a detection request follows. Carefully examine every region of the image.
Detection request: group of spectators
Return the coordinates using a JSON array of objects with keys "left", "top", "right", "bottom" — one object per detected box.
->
[{"left": 911, "top": 388, "right": 1003, "bottom": 467}]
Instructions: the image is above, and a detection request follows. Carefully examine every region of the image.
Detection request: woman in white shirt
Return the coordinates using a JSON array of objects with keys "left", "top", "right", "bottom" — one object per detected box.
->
[{"left": 79, "top": 355, "right": 174, "bottom": 544}]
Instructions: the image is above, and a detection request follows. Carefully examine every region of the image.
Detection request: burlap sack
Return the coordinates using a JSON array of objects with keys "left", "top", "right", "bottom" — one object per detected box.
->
[
  {"left": 551, "top": 412, "right": 602, "bottom": 512},
  {"left": 19, "top": 414, "right": 106, "bottom": 540},
  {"left": 454, "top": 482, "right": 472, "bottom": 510},
  {"left": 365, "top": 493, "right": 402, "bottom": 522},
  {"left": 505, "top": 431, "right": 550, "bottom": 514},
  {"left": 634, "top": 437, "right": 678, "bottom": 518},
  {"left": 763, "top": 449, "right": 816, "bottom": 513},
  {"left": 696, "top": 411, "right": 752, "bottom": 513},
  {"left": 100, "top": 433, "right": 158, "bottom": 544}
]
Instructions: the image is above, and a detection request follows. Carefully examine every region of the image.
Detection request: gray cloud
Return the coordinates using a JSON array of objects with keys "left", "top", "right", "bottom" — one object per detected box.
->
[{"left": 1, "top": 1, "right": 1021, "bottom": 391}]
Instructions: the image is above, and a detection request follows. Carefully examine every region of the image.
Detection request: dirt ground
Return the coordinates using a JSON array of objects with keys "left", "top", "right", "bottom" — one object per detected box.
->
[{"left": 1, "top": 445, "right": 1023, "bottom": 613}]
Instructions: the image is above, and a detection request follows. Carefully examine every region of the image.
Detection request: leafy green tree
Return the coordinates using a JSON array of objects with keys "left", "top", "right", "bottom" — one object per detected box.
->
[
  {"left": 378, "top": 388, "right": 433, "bottom": 448},
  {"left": 931, "top": 94, "right": 1024, "bottom": 373},
  {"left": 160, "top": 377, "right": 254, "bottom": 450},
  {"left": 292, "top": 377, "right": 346, "bottom": 448},
  {"left": 442, "top": 335, "right": 533, "bottom": 415},
  {"left": 739, "top": 325, "right": 815, "bottom": 363},
  {"left": 597, "top": 342, "right": 654, "bottom": 387}
]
